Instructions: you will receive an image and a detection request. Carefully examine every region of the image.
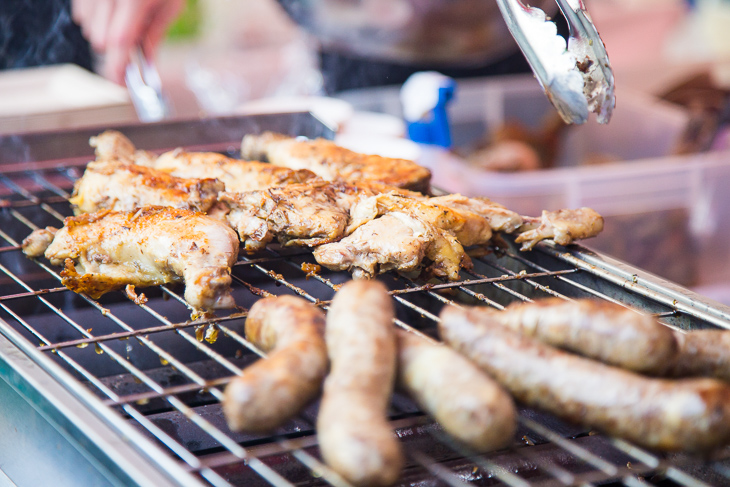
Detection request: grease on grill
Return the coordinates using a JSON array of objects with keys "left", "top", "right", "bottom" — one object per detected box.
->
[
  {"left": 301, "top": 262, "right": 321, "bottom": 278},
  {"left": 125, "top": 284, "right": 148, "bottom": 305},
  {"left": 194, "top": 324, "right": 220, "bottom": 343}
]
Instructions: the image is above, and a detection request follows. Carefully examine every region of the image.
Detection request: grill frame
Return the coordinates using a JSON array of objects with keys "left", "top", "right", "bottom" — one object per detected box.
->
[{"left": 1, "top": 114, "right": 730, "bottom": 487}]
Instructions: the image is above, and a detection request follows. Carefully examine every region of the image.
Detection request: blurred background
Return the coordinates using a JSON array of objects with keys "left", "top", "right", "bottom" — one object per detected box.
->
[{"left": 4, "top": 0, "right": 730, "bottom": 302}]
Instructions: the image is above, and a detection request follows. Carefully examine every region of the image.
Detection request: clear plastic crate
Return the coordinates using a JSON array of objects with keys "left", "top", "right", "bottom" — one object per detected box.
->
[{"left": 338, "top": 75, "right": 730, "bottom": 298}]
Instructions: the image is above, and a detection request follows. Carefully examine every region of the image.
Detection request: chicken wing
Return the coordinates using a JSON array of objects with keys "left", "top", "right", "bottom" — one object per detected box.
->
[
  {"left": 69, "top": 160, "right": 224, "bottom": 215},
  {"left": 515, "top": 207, "right": 604, "bottom": 250},
  {"left": 241, "top": 132, "right": 431, "bottom": 193},
  {"left": 221, "top": 182, "right": 350, "bottom": 253},
  {"left": 21, "top": 207, "right": 239, "bottom": 310}
]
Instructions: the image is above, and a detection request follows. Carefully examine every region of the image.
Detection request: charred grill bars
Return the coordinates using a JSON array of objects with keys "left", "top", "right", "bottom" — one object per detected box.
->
[{"left": 1, "top": 116, "right": 730, "bottom": 486}]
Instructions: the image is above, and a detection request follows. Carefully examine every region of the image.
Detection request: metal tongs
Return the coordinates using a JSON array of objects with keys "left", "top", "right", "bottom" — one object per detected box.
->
[
  {"left": 125, "top": 46, "right": 170, "bottom": 123},
  {"left": 496, "top": 0, "right": 615, "bottom": 124}
]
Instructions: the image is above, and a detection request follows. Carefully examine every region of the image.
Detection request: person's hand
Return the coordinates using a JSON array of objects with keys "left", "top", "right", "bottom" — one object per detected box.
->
[{"left": 72, "top": 0, "right": 184, "bottom": 85}]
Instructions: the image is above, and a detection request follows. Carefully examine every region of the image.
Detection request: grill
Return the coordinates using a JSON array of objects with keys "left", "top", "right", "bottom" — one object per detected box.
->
[{"left": 1, "top": 113, "right": 730, "bottom": 487}]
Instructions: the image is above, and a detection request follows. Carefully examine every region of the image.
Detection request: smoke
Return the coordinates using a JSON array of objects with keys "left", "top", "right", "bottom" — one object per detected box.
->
[{"left": 0, "top": 0, "right": 93, "bottom": 72}]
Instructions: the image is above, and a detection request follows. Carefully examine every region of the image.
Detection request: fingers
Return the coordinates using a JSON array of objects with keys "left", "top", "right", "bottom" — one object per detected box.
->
[
  {"left": 144, "top": 0, "right": 185, "bottom": 59},
  {"left": 102, "top": 46, "right": 129, "bottom": 86},
  {"left": 88, "top": 0, "right": 115, "bottom": 52},
  {"left": 71, "top": 0, "right": 97, "bottom": 44},
  {"left": 107, "top": 0, "right": 154, "bottom": 57},
  {"left": 72, "top": 0, "right": 183, "bottom": 84}
]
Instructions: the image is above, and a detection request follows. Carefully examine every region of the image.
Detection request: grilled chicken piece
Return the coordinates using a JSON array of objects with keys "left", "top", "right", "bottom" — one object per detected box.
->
[
  {"left": 241, "top": 132, "right": 432, "bottom": 193},
  {"left": 349, "top": 193, "right": 493, "bottom": 247},
  {"left": 428, "top": 194, "right": 524, "bottom": 234},
  {"left": 221, "top": 182, "right": 350, "bottom": 253},
  {"left": 90, "top": 130, "right": 156, "bottom": 164},
  {"left": 314, "top": 212, "right": 468, "bottom": 281},
  {"left": 69, "top": 160, "right": 224, "bottom": 215},
  {"left": 139, "top": 148, "right": 319, "bottom": 193},
  {"left": 21, "top": 227, "right": 57, "bottom": 258},
  {"left": 89, "top": 130, "right": 319, "bottom": 193},
  {"left": 318, "top": 192, "right": 510, "bottom": 281},
  {"left": 21, "top": 207, "right": 239, "bottom": 310},
  {"left": 515, "top": 207, "right": 604, "bottom": 250}
]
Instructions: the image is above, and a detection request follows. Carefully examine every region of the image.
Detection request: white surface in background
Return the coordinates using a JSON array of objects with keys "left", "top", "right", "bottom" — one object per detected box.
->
[
  {"left": 335, "top": 134, "right": 421, "bottom": 161},
  {"left": 0, "top": 64, "right": 138, "bottom": 134},
  {"left": 237, "top": 96, "right": 354, "bottom": 131},
  {"left": 0, "top": 64, "right": 130, "bottom": 117},
  {"left": 340, "top": 111, "right": 405, "bottom": 138}
]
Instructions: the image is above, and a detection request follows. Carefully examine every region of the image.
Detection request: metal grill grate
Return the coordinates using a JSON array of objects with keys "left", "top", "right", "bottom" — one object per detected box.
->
[{"left": 2, "top": 124, "right": 730, "bottom": 487}]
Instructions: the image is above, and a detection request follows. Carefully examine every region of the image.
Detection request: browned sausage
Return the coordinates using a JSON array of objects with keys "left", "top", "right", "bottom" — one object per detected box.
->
[
  {"left": 483, "top": 298, "right": 677, "bottom": 375},
  {"left": 439, "top": 305, "right": 730, "bottom": 452},
  {"left": 396, "top": 329, "right": 517, "bottom": 452},
  {"left": 317, "top": 280, "right": 403, "bottom": 487},
  {"left": 668, "top": 330, "right": 730, "bottom": 382},
  {"left": 223, "top": 295, "right": 327, "bottom": 432}
]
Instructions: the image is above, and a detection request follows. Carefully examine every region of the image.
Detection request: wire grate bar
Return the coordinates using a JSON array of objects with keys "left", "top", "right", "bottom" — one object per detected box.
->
[
  {"left": 0, "top": 300, "right": 123, "bottom": 403},
  {"left": 37, "top": 311, "right": 248, "bottom": 352},
  {"left": 0, "top": 286, "right": 67, "bottom": 302},
  {"left": 4, "top": 189, "right": 265, "bottom": 462},
  {"left": 502, "top": 248, "right": 649, "bottom": 309},
  {"left": 474, "top": 256, "right": 576, "bottom": 301},
  {"left": 232, "top": 253, "right": 312, "bottom": 268},
  {"left": 609, "top": 439, "right": 715, "bottom": 487},
  {"left": 7, "top": 259, "right": 258, "bottom": 468},
  {"left": 408, "top": 449, "right": 471, "bottom": 487},
  {"left": 428, "top": 428, "right": 531, "bottom": 487},
  {"left": 104, "top": 377, "right": 232, "bottom": 407},
  {"left": 0, "top": 196, "right": 69, "bottom": 209},
  {"left": 103, "top": 264, "right": 364, "bottom": 487},
  {"left": 281, "top": 439, "right": 354, "bottom": 487},
  {"left": 0, "top": 174, "right": 68, "bottom": 221},
  {"left": 131, "top": 298, "right": 243, "bottom": 379},
  {"left": 388, "top": 269, "right": 580, "bottom": 296},
  {"left": 28, "top": 170, "right": 73, "bottom": 198},
  {"left": 519, "top": 420, "right": 672, "bottom": 487}
]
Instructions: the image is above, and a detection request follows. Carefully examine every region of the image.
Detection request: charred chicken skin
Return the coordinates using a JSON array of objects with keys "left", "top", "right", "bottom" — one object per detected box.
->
[
  {"left": 140, "top": 148, "right": 320, "bottom": 193},
  {"left": 69, "top": 160, "right": 224, "bottom": 215},
  {"left": 241, "top": 131, "right": 432, "bottom": 193},
  {"left": 221, "top": 182, "right": 350, "bottom": 253},
  {"left": 89, "top": 130, "right": 319, "bottom": 193},
  {"left": 21, "top": 207, "right": 239, "bottom": 310}
]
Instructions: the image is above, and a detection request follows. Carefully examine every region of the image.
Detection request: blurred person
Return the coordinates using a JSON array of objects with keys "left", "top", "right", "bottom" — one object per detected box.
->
[
  {"left": 0, "top": 0, "right": 94, "bottom": 72},
  {"left": 3, "top": 0, "right": 563, "bottom": 93},
  {"left": 0, "top": 0, "right": 182, "bottom": 85}
]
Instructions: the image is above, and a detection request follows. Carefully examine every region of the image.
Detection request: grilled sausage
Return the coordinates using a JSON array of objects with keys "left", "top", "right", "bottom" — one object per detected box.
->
[
  {"left": 484, "top": 298, "right": 678, "bottom": 375},
  {"left": 396, "top": 329, "right": 517, "bottom": 452},
  {"left": 439, "top": 305, "right": 730, "bottom": 452},
  {"left": 223, "top": 295, "right": 328, "bottom": 432},
  {"left": 668, "top": 330, "right": 730, "bottom": 382},
  {"left": 317, "top": 280, "right": 403, "bottom": 487}
]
